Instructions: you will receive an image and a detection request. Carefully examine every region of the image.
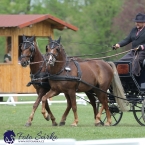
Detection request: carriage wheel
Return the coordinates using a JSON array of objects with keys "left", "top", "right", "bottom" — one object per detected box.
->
[
  {"left": 133, "top": 102, "right": 145, "bottom": 126},
  {"left": 141, "top": 99, "right": 145, "bottom": 122},
  {"left": 99, "top": 103, "right": 123, "bottom": 126}
]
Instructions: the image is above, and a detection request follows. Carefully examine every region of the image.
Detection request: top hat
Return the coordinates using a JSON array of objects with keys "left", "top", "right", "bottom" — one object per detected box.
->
[{"left": 133, "top": 13, "right": 145, "bottom": 22}]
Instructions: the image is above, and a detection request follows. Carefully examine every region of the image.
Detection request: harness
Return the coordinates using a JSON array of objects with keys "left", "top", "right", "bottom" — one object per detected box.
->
[
  {"left": 24, "top": 38, "right": 131, "bottom": 104},
  {"left": 47, "top": 58, "right": 82, "bottom": 91},
  {"left": 27, "top": 58, "right": 82, "bottom": 91},
  {"left": 21, "top": 40, "right": 50, "bottom": 89},
  {"left": 45, "top": 40, "right": 82, "bottom": 91},
  {"left": 27, "top": 55, "right": 50, "bottom": 89}
]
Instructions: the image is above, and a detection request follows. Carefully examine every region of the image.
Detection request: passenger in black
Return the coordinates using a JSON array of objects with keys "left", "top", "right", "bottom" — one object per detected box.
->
[
  {"left": 113, "top": 13, "right": 145, "bottom": 76},
  {"left": 4, "top": 48, "right": 11, "bottom": 63}
]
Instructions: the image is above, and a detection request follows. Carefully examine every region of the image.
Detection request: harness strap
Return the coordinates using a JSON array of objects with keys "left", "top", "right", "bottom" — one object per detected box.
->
[
  {"left": 27, "top": 55, "right": 49, "bottom": 87},
  {"left": 73, "top": 60, "right": 82, "bottom": 79},
  {"left": 30, "top": 55, "right": 46, "bottom": 80},
  {"left": 73, "top": 60, "right": 82, "bottom": 91},
  {"left": 47, "top": 73, "right": 130, "bottom": 103},
  {"left": 31, "top": 72, "right": 49, "bottom": 80},
  {"left": 48, "top": 59, "right": 82, "bottom": 91},
  {"left": 48, "top": 75, "right": 80, "bottom": 81},
  {"left": 27, "top": 82, "right": 50, "bottom": 89}
]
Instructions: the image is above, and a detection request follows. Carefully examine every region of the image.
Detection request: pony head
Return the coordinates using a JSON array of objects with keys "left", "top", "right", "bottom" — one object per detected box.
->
[
  {"left": 20, "top": 35, "right": 35, "bottom": 67},
  {"left": 45, "top": 36, "right": 62, "bottom": 66}
]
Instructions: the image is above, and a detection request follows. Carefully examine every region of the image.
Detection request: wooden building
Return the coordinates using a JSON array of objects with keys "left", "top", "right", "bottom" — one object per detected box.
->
[{"left": 0, "top": 14, "right": 78, "bottom": 93}]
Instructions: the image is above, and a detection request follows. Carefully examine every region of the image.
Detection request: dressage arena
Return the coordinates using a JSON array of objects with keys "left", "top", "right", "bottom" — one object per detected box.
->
[{"left": 0, "top": 95, "right": 145, "bottom": 145}]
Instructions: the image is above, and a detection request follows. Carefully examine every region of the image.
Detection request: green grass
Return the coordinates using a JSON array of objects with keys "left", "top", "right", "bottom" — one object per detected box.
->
[{"left": 0, "top": 97, "right": 145, "bottom": 140}]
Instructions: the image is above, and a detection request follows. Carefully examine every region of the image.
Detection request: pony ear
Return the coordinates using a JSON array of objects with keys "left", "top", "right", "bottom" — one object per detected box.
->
[
  {"left": 23, "top": 35, "right": 26, "bottom": 42},
  {"left": 57, "top": 36, "right": 61, "bottom": 44},
  {"left": 29, "top": 36, "right": 35, "bottom": 42},
  {"left": 48, "top": 36, "right": 52, "bottom": 42}
]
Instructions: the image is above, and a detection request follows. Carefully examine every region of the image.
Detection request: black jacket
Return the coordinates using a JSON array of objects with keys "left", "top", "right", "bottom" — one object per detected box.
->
[{"left": 118, "top": 27, "right": 145, "bottom": 49}]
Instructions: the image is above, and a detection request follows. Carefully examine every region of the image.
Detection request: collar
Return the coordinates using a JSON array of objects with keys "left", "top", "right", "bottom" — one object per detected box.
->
[{"left": 138, "top": 26, "right": 144, "bottom": 31}]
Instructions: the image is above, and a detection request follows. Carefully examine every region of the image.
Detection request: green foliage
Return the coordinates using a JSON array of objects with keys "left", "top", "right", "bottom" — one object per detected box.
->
[
  {"left": 0, "top": 0, "right": 133, "bottom": 60},
  {"left": 28, "top": 0, "right": 124, "bottom": 59},
  {"left": 0, "top": 37, "right": 6, "bottom": 62},
  {"left": 0, "top": 0, "right": 31, "bottom": 14},
  {"left": 54, "top": 0, "right": 124, "bottom": 59},
  {"left": 36, "top": 37, "right": 48, "bottom": 54}
]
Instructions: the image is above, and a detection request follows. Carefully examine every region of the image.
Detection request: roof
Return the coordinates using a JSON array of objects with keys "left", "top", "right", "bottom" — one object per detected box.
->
[{"left": 0, "top": 14, "right": 78, "bottom": 31}]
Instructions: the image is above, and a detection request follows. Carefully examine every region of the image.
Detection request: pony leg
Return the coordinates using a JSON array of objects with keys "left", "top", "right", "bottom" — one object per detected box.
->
[
  {"left": 25, "top": 90, "right": 57, "bottom": 127},
  {"left": 99, "top": 96, "right": 111, "bottom": 126},
  {"left": 85, "top": 92, "right": 97, "bottom": 119},
  {"left": 45, "top": 100, "right": 58, "bottom": 126},
  {"left": 94, "top": 88, "right": 112, "bottom": 126},
  {"left": 41, "top": 90, "right": 57, "bottom": 120},
  {"left": 95, "top": 105, "right": 104, "bottom": 126},
  {"left": 103, "top": 101, "right": 111, "bottom": 126},
  {"left": 25, "top": 96, "right": 41, "bottom": 127},
  {"left": 69, "top": 91, "right": 78, "bottom": 126},
  {"left": 59, "top": 93, "right": 71, "bottom": 126}
]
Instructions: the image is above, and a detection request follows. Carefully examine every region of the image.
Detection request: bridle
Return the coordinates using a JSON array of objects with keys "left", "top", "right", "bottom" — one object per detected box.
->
[
  {"left": 20, "top": 40, "right": 35, "bottom": 65},
  {"left": 45, "top": 40, "right": 70, "bottom": 76},
  {"left": 45, "top": 40, "right": 61, "bottom": 66}
]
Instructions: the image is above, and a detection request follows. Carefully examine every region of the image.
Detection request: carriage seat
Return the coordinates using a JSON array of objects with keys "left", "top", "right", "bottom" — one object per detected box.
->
[
  {"left": 115, "top": 61, "right": 131, "bottom": 75},
  {"left": 116, "top": 63, "right": 129, "bottom": 75},
  {"left": 115, "top": 61, "right": 145, "bottom": 91},
  {"left": 116, "top": 60, "right": 145, "bottom": 75}
]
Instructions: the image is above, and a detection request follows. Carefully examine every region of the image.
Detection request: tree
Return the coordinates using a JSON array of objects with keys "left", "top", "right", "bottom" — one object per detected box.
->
[
  {"left": 58, "top": 0, "right": 123, "bottom": 60},
  {"left": 0, "top": 0, "right": 124, "bottom": 60},
  {"left": 29, "top": 0, "right": 124, "bottom": 59},
  {"left": 0, "top": 0, "right": 31, "bottom": 14}
]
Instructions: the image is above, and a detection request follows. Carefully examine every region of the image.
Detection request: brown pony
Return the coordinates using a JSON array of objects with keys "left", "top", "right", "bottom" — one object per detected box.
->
[
  {"left": 20, "top": 35, "right": 99, "bottom": 127},
  {"left": 20, "top": 35, "right": 57, "bottom": 126},
  {"left": 41, "top": 36, "right": 114, "bottom": 126}
]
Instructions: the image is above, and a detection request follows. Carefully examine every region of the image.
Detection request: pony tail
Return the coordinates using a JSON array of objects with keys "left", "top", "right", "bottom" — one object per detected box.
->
[{"left": 108, "top": 61, "right": 129, "bottom": 111}]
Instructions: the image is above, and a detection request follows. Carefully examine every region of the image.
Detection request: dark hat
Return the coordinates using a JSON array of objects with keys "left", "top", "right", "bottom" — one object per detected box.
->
[{"left": 133, "top": 13, "right": 145, "bottom": 22}]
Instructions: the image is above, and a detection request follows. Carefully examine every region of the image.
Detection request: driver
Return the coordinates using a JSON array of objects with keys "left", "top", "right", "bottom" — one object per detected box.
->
[{"left": 113, "top": 13, "right": 145, "bottom": 76}]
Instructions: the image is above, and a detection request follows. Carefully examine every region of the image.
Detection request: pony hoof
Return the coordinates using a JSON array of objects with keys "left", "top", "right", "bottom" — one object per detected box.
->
[
  {"left": 71, "top": 123, "right": 77, "bottom": 127},
  {"left": 95, "top": 122, "right": 103, "bottom": 127},
  {"left": 59, "top": 122, "right": 65, "bottom": 126},
  {"left": 25, "top": 122, "right": 31, "bottom": 127},
  {"left": 52, "top": 122, "right": 58, "bottom": 126},
  {"left": 45, "top": 115, "right": 50, "bottom": 121}
]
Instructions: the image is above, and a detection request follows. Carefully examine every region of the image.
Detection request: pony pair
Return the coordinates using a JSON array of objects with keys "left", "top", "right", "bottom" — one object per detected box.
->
[{"left": 20, "top": 35, "right": 128, "bottom": 127}]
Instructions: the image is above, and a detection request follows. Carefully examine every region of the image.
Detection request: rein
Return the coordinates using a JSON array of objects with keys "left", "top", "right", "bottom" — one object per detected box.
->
[
  {"left": 46, "top": 49, "right": 132, "bottom": 63},
  {"left": 28, "top": 49, "right": 132, "bottom": 64},
  {"left": 29, "top": 61, "right": 44, "bottom": 64},
  {"left": 68, "top": 50, "right": 113, "bottom": 58},
  {"left": 84, "top": 49, "right": 131, "bottom": 61}
]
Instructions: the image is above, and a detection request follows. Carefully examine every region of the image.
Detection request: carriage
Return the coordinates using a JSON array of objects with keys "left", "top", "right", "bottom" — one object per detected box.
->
[
  {"left": 20, "top": 35, "right": 145, "bottom": 127},
  {"left": 18, "top": 31, "right": 145, "bottom": 126},
  {"left": 100, "top": 61, "right": 145, "bottom": 126}
]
